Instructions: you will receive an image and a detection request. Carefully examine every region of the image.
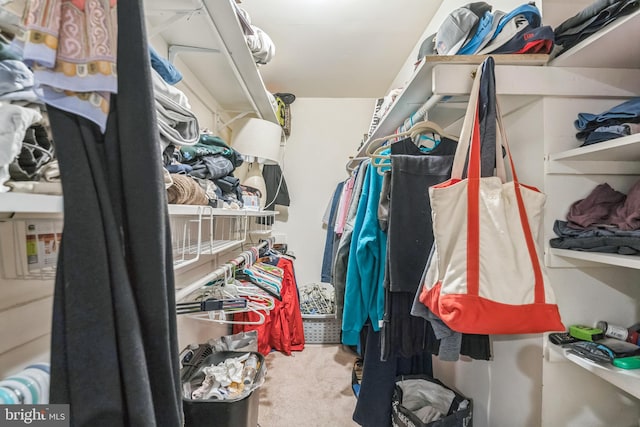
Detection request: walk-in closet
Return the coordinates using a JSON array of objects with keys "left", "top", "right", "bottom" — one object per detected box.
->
[{"left": 1, "top": 0, "right": 639, "bottom": 426}]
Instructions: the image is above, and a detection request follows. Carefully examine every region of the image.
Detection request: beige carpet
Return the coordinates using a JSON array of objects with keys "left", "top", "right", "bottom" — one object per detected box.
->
[{"left": 257, "top": 344, "right": 360, "bottom": 427}]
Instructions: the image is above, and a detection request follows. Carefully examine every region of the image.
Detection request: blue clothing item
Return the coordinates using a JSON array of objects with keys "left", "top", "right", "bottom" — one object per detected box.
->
[
  {"left": 321, "top": 181, "right": 344, "bottom": 283},
  {"left": 342, "top": 166, "right": 387, "bottom": 345},
  {"left": 165, "top": 163, "right": 193, "bottom": 174},
  {"left": 149, "top": 46, "right": 183, "bottom": 85},
  {"left": 458, "top": 11, "right": 494, "bottom": 55},
  {"left": 491, "top": 3, "right": 541, "bottom": 41},
  {"left": 0, "top": 60, "right": 34, "bottom": 95},
  {"left": 575, "top": 97, "right": 640, "bottom": 131}
]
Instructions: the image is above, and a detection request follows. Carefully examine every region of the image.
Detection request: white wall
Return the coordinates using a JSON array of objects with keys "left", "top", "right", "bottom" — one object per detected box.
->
[{"left": 271, "top": 98, "right": 375, "bottom": 286}]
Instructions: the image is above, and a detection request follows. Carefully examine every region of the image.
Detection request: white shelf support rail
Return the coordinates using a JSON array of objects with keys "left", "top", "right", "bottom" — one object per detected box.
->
[
  {"left": 198, "top": 0, "right": 264, "bottom": 120},
  {"left": 168, "top": 45, "right": 221, "bottom": 64}
]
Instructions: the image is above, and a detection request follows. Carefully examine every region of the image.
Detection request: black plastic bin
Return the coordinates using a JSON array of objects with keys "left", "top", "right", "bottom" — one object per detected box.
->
[{"left": 182, "top": 351, "right": 266, "bottom": 427}]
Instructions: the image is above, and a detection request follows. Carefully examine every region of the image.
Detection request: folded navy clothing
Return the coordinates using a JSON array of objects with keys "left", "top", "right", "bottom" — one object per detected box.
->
[
  {"left": 555, "top": 0, "right": 620, "bottom": 36},
  {"left": 549, "top": 235, "right": 640, "bottom": 254},
  {"left": 165, "top": 163, "right": 192, "bottom": 174},
  {"left": 554, "top": 0, "right": 639, "bottom": 52},
  {"left": 149, "top": 46, "right": 183, "bottom": 85},
  {"left": 582, "top": 131, "right": 624, "bottom": 146},
  {"left": 580, "top": 123, "right": 640, "bottom": 146},
  {"left": 575, "top": 97, "right": 640, "bottom": 135},
  {"left": 554, "top": 220, "right": 640, "bottom": 238},
  {"left": 551, "top": 221, "right": 640, "bottom": 254}
]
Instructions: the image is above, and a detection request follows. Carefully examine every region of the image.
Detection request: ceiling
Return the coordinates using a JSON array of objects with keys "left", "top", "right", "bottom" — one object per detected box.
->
[{"left": 238, "top": 0, "right": 443, "bottom": 98}]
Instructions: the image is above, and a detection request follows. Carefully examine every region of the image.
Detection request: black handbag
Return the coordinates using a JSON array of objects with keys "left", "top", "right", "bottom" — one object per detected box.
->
[{"left": 391, "top": 375, "right": 472, "bottom": 427}]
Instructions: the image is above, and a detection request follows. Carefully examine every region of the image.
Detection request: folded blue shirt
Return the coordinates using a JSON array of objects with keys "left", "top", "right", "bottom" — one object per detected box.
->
[{"left": 149, "top": 46, "right": 183, "bottom": 85}]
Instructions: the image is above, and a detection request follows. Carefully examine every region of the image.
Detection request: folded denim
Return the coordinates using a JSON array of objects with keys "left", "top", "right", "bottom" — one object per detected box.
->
[{"left": 575, "top": 97, "right": 640, "bottom": 133}]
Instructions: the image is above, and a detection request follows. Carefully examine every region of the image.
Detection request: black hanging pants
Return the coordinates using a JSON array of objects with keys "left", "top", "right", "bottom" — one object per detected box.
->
[{"left": 49, "top": 1, "right": 182, "bottom": 426}]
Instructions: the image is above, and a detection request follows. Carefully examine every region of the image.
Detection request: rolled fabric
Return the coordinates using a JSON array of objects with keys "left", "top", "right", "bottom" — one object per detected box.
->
[{"left": 166, "top": 174, "right": 208, "bottom": 205}]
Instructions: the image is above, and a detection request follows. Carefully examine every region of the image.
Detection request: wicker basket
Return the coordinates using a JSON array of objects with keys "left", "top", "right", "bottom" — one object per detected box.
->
[{"left": 302, "top": 314, "right": 342, "bottom": 344}]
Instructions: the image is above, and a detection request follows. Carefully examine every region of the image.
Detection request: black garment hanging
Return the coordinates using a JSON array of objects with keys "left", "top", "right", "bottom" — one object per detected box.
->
[
  {"left": 353, "top": 325, "right": 432, "bottom": 427},
  {"left": 49, "top": 1, "right": 182, "bottom": 426}
]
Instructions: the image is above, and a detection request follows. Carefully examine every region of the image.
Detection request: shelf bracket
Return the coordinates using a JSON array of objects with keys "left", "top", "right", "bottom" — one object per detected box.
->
[
  {"left": 217, "top": 111, "right": 252, "bottom": 131},
  {"left": 168, "top": 44, "right": 221, "bottom": 65}
]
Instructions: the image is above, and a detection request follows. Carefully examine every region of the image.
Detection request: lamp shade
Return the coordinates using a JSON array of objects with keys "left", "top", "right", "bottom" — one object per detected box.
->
[{"left": 231, "top": 118, "right": 282, "bottom": 165}]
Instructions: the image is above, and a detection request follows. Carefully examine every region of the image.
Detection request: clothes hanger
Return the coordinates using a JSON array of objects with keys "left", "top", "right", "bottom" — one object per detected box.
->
[
  {"left": 236, "top": 269, "right": 282, "bottom": 301},
  {"left": 368, "top": 120, "right": 460, "bottom": 175},
  {"left": 183, "top": 268, "right": 272, "bottom": 324},
  {"left": 365, "top": 120, "right": 457, "bottom": 157}
]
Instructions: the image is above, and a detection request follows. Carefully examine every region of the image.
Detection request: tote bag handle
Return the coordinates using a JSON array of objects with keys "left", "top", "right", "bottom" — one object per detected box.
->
[
  {"left": 450, "top": 61, "right": 512, "bottom": 183},
  {"left": 454, "top": 58, "right": 546, "bottom": 304}
]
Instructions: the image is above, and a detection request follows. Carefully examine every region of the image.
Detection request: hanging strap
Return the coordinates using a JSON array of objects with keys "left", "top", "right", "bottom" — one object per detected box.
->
[
  {"left": 450, "top": 61, "right": 509, "bottom": 183},
  {"left": 459, "top": 58, "right": 546, "bottom": 303}
]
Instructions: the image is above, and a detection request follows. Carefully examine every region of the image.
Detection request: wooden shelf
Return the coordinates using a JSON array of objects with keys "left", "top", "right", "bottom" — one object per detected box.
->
[
  {"left": 549, "top": 9, "right": 640, "bottom": 69},
  {"left": 549, "top": 248, "right": 640, "bottom": 270},
  {"left": 550, "top": 133, "right": 640, "bottom": 162},
  {"left": 143, "top": 0, "right": 278, "bottom": 124}
]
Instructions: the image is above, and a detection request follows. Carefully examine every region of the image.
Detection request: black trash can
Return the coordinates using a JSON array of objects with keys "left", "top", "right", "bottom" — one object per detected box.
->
[{"left": 182, "top": 351, "right": 266, "bottom": 427}]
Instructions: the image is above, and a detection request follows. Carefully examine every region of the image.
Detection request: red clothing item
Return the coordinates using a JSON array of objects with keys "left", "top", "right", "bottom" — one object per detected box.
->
[
  {"left": 233, "top": 307, "right": 272, "bottom": 356},
  {"left": 268, "top": 258, "right": 305, "bottom": 355},
  {"left": 233, "top": 257, "right": 305, "bottom": 356}
]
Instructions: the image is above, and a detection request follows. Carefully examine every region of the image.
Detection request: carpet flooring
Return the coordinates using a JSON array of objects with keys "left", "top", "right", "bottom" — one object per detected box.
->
[{"left": 257, "top": 344, "right": 360, "bottom": 427}]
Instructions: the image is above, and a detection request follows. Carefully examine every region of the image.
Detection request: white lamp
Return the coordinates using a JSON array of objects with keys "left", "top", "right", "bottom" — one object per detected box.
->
[{"left": 231, "top": 118, "right": 282, "bottom": 209}]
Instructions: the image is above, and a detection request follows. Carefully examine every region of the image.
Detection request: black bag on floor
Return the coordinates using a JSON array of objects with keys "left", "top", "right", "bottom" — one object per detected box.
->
[{"left": 391, "top": 375, "right": 472, "bottom": 427}]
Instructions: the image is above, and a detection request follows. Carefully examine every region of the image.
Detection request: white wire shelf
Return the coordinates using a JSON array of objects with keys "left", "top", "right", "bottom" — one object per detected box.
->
[
  {"left": 0, "top": 205, "right": 277, "bottom": 278},
  {"left": 0, "top": 218, "right": 62, "bottom": 280}
]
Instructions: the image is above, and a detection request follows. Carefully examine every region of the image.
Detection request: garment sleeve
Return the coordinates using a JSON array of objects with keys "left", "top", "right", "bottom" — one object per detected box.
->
[
  {"left": 341, "top": 169, "right": 372, "bottom": 345},
  {"left": 355, "top": 170, "right": 387, "bottom": 330},
  {"left": 342, "top": 168, "right": 387, "bottom": 345}
]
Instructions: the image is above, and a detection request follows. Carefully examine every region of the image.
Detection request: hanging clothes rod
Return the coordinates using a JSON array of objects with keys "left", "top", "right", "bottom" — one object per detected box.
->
[
  {"left": 174, "top": 238, "right": 272, "bottom": 303},
  {"left": 345, "top": 94, "right": 445, "bottom": 172}
]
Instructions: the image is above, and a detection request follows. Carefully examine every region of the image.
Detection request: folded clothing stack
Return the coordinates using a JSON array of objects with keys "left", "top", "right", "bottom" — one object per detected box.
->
[
  {"left": 574, "top": 97, "right": 640, "bottom": 146},
  {"left": 550, "top": 181, "right": 640, "bottom": 254},
  {"left": 553, "top": 0, "right": 639, "bottom": 57}
]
